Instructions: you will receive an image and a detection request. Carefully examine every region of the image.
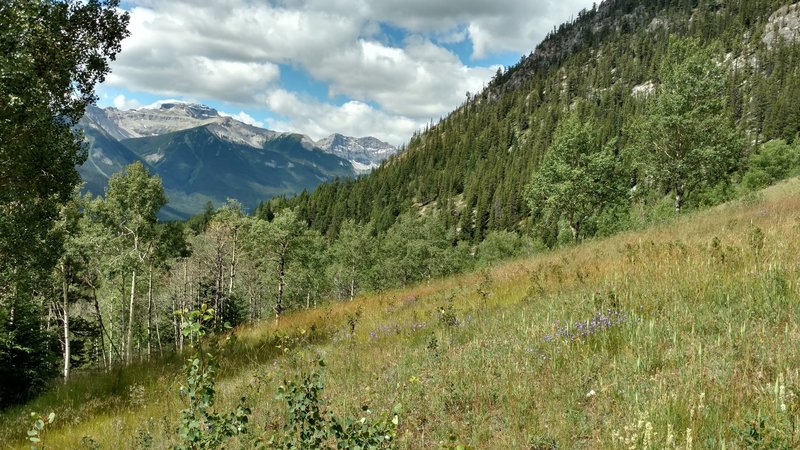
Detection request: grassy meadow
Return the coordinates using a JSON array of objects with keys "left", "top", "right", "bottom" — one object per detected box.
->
[{"left": 2, "top": 179, "right": 800, "bottom": 449}]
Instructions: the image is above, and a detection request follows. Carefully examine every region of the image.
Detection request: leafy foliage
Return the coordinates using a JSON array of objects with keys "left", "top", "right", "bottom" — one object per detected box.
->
[
  {"left": 742, "top": 139, "right": 800, "bottom": 190},
  {"left": 625, "top": 38, "right": 744, "bottom": 213},
  {"left": 268, "top": 358, "right": 399, "bottom": 449},
  {"left": 174, "top": 305, "right": 250, "bottom": 450},
  {"left": 26, "top": 411, "right": 55, "bottom": 450},
  {"left": 526, "top": 117, "right": 625, "bottom": 243},
  {"left": 0, "top": 0, "right": 129, "bottom": 407}
]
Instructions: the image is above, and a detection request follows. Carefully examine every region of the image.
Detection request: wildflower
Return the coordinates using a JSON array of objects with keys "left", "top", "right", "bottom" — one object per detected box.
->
[{"left": 586, "top": 389, "right": 596, "bottom": 398}]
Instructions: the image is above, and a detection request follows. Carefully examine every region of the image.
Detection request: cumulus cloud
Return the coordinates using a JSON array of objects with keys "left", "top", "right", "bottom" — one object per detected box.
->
[
  {"left": 266, "top": 90, "right": 420, "bottom": 145},
  {"left": 362, "top": 0, "right": 594, "bottom": 58},
  {"left": 112, "top": 94, "right": 142, "bottom": 110},
  {"left": 107, "top": 0, "right": 595, "bottom": 140},
  {"left": 219, "top": 111, "right": 265, "bottom": 128},
  {"left": 307, "top": 37, "right": 497, "bottom": 118}
]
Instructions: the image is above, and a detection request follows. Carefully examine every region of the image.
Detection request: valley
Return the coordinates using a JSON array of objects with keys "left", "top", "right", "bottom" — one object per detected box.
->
[
  {"left": 79, "top": 103, "right": 398, "bottom": 219},
  {"left": 3, "top": 0, "right": 800, "bottom": 448}
]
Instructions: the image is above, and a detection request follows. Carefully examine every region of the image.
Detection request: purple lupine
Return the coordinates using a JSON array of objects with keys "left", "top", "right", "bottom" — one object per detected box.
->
[{"left": 545, "top": 308, "right": 634, "bottom": 344}]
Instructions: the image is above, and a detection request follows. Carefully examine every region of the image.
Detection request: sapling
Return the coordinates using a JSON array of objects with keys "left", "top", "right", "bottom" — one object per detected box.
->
[
  {"left": 27, "top": 411, "right": 54, "bottom": 450},
  {"left": 173, "top": 304, "right": 251, "bottom": 450}
]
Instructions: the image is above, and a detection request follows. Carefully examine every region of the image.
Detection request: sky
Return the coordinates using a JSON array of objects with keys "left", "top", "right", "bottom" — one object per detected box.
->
[{"left": 97, "top": 0, "right": 598, "bottom": 146}]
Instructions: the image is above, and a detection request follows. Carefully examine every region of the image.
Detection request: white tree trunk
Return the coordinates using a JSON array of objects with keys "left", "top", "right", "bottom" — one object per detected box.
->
[
  {"left": 61, "top": 264, "right": 70, "bottom": 383},
  {"left": 126, "top": 269, "right": 136, "bottom": 364},
  {"left": 147, "top": 266, "right": 153, "bottom": 359}
]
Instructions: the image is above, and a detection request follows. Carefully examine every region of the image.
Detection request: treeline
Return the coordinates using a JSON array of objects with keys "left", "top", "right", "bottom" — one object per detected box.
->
[
  {"left": 30, "top": 163, "right": 534, "bottom": 393},
  {"left": 276, "top": 0, "right": 800, "bottom": 242}
]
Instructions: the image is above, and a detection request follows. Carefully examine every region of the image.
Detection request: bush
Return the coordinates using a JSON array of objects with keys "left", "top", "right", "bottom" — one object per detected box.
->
[
  {"left": 476, "top": 231, "right": 530, "bottom": 265},
  {"left": 173, "top": 305, "right": 251, "bottom": 450},
  {"left": 742, "top": 140, "right": 800, "bottom": 190},
  {"left": 268, "top": 358, "right": 400, "bottom": 449}
]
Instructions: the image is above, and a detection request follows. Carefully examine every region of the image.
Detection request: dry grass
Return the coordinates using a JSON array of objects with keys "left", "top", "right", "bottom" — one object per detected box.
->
[{"left": 2, "top": 179, "right": 800, "bottom": 449}]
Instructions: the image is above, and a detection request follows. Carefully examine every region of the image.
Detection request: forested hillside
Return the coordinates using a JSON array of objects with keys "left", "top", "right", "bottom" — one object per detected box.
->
[
  {"left": 284, "top": 0, "right": 800, "bottom": 242},
  {"left": 5, "top": 1, "right": 800, "bottom": 440}
]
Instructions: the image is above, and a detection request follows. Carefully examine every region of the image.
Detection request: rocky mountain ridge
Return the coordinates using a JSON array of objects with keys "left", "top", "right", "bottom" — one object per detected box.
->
[
  {"left": 85, "top": 103, "right": 397, "bottom": 170},
  {"left": 315, "top": 133, "right": 397, "bottom": 172},
  {"left": 78, "top": 103, "right": 369, "bottom": 218}
]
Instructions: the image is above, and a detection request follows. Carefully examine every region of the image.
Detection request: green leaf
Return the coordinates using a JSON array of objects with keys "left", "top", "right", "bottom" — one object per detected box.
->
[{"left": 47, "top": 412, "right": 55, "bottom": 423}]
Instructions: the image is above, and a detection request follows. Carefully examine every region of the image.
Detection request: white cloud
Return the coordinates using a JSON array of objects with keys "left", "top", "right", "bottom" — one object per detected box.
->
[
  {"left": 266, "top": 89, "right": 420, "bottom": 146},
  {"left": 112, "top": 94, "right": 142, "bottom": 110},
  {"left": 106, "top": 0, "right": 596, "bottom": 140},
  {"left": 219, "top": 111, "right": 265, "bottom": 128}
]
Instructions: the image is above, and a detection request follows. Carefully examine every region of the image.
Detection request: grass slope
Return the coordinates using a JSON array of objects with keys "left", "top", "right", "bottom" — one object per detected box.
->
[{"left": 2, "top": 180, "right": 800, "bottom": 449}]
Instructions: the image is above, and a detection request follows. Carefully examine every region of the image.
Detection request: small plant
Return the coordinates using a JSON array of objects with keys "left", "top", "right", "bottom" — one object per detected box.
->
[
  {"left": 426, "top": 334, "right": 439, "bottom": 353},
  {"left": 438, "top": 302, "right": 459, "bottom": 328},
  {"left": 543, "top": 308, "right": 634, "bottom": 344},
  {"left": 441, "top": 433, "right": 474, "bottom": 450},
  {"left": 173, "top": 304, "right": 251, "bottom": 450},
  {"left": 27, "top": 411, "right": 54, "bottom": 450},
  {"left": 80, "top": 435, "right": 101, "bottom": 450},
  {"left": 128, "top": 383, "right": 146, "bottom": 408},
  {"left": 134, "top": 423, "right": 154, "bottom": 449},
  {"left": 346, "top": 306, "right": 363, "bottom": 339},
  {"left": 268, "top": 357, "right": 400, "bottom": 449},
  {"left": 748, "top": 225, "right": 765, "bottom": 265},
  {"left": 529, "top": 434, "right": 558, "bottom": 450},
  {"left": 737, "top": 416, "right": 775, "bottom": 449},
  {"left": 476, "top": 268, "right": 493, "bottom": 306}
]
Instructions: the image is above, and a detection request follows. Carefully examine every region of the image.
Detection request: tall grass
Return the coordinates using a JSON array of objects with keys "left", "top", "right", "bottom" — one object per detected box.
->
[{"left": 2, "top": 179, "right": 799, "bottom": 449}]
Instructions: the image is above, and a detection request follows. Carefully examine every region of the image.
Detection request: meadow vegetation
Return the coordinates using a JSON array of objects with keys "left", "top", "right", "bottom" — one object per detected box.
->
[{"left": 2, "top": 178, "right": 799, "bottom": 449}]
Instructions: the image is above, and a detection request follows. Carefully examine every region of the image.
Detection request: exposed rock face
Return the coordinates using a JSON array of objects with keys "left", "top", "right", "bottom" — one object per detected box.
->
[
  {"left": 84, "top": 103, "right": 398, "bottom": 177},
  {"left": 495, "top": 1, "right": 651, "bottom": 93},
  {"left": 315, "top": 133, "right": 398, "bottom": 172},
  {"left": 94, "top": 103, "right": 223, "bottom": 139},
  {"left": 632, "top": 80, "right": 656, "bottom": 97},
  {"left": 763, "top": 3, "right": 800, "bottom": 49}
]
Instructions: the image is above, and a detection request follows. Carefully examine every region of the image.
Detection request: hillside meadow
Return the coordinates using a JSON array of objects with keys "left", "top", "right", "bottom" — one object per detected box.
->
[{"left": 2, "top": 179, "right": 800, "bottom": 449}]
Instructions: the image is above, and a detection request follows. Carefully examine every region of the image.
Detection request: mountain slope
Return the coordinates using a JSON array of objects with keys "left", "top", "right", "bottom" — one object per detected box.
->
[
  {"left": 289, "top": 0, "right": 800, "bottom": 240},
  {"left": 85, "top": 103, "right": 397, "bottom": 171},
  {"left": 315, "top": 133, "right": 398, "bottom": 172},
  {"left": 4, "top": 176, "right": 799, "bottom": 448},
  {"left": 118, "top": 126, "right": 354, "bottom": 219},
  {"left": 78, "top": 118, "right": 147, "bottom": 196},
  {"left": 79, "top": 104, "right": 398, "bottom": 217}
]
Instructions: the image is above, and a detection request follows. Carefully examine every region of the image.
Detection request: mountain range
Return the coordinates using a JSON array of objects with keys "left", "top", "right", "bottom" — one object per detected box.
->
[{"left": 78, "top": 103, "right": 398, "bottom": 219}]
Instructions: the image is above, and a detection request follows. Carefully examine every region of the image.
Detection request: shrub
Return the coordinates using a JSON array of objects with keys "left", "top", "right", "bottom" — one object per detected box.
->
[
  {"left": 267, "top": 358, "right": 400, "bottom": 449},
  {"left": 173, "top": 305, "right": 251, "bottom": 450},
  {"left": 742, "top": 140, "right": 800, "bottom": 190}
]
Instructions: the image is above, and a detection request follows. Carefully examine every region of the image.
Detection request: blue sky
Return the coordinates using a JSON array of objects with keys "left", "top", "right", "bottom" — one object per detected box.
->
[{"left": 97, "top": 0, "right": 597, "bottom": 145}]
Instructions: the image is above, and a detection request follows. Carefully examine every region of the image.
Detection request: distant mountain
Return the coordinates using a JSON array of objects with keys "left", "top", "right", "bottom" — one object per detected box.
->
[
  {"left": 79, "top": 114, "right": 146, "bottom": 195},
  {"left": 79, "top": 104, "right": 360, "bottom": 219},
  {"left": 315, "top": 134, "right": 398, "bottom": 172},
  {"left": 85, "top": 103, "right": 397, "bottom": 170}
]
